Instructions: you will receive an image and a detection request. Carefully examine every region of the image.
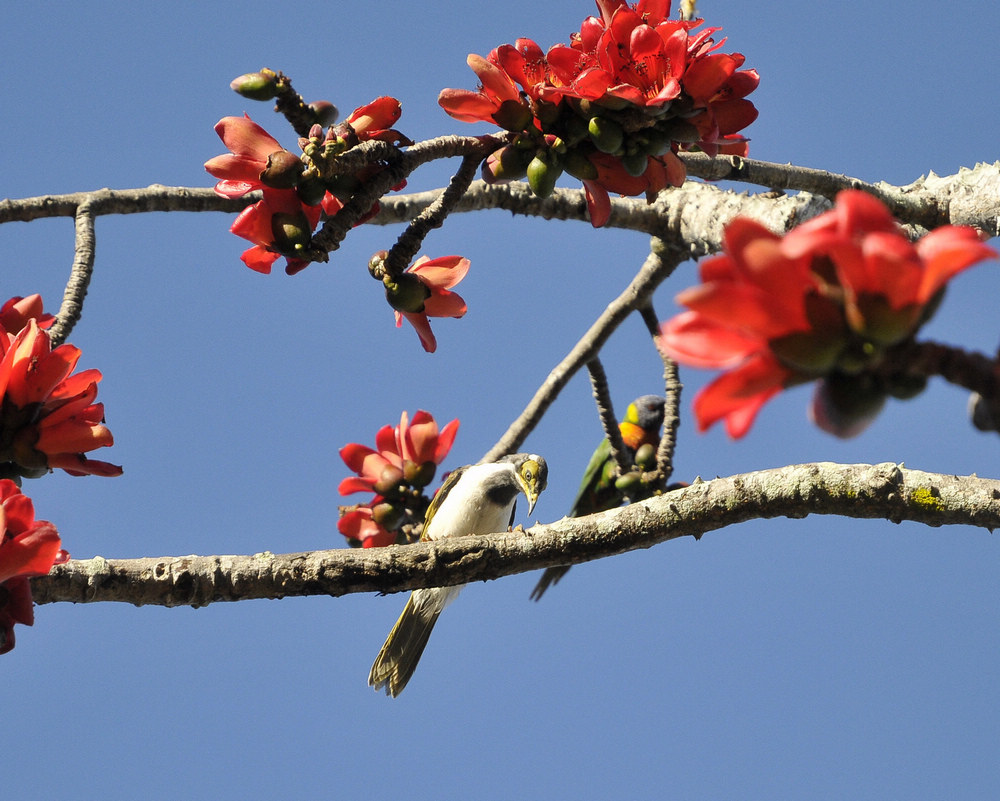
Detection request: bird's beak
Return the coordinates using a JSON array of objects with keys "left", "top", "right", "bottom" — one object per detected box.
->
[{"left": 526, "top": 491, "right": 539, "bottom": 517}]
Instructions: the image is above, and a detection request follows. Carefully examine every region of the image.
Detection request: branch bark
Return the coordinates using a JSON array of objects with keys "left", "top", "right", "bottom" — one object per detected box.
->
[{"left": 31, "top": 462, "right": 1000, "bottom": 608}]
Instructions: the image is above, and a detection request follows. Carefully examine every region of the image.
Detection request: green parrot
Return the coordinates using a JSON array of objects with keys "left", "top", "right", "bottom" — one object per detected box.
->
[
  {"left": 370, "top": 453, "right": 548, "bottom": 697},
  {"left": 530, "top": 394, "right": 665, "bottom": 600}
]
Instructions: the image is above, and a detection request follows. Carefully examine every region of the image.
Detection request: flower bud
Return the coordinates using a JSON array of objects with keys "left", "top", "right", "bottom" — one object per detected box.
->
[
  {"left": 614, "top": 470, "right": 642, "bottom": 493},
  {"left": 492, "top": 99, "right": 533, "bottom": 132},
  {"left": 810, "top": 373, "right": 887, "bottom": 439},
  {"left": 634, "top": 442, "right": 657, "bottom": 471},
  {"left": 259, "top": 150, "right": 305, "bottom": 189},
  {"left": 620, "top": 150, "right": 649, "bottom": 178},
  {"left": 655, "top": 118, "right": 701, "bottom": 144},
  {"left": 848, "top": 294, "right": 919, "bottom": 346},
  {"left": 639, "top": 128, "right": 673, "bottom": 157},
  {"left": 368, "top": 251, "right": 388, "bottom": 280},
  {"left": 374, "top": 464, "right": 405, "bottom": 496},
  {"left": 372, "top": 500, "right": 404, "bottom": 529},
  {"left": 309, "top": 100, "right": 339, "bottom": 127},
  {"left": 384, "top": 272, "right": 431, "bottom": 313},
  {"left": 295, "top": 175, "right": 328, "bottom": 207},
  {"left": 588, "top": 116, "right": 625, "bottom": 154},
  {"left": 482, "top": 145, "right": 531, "bottom": 184},
  {"left": 270, "top": 210, "right": 312, "bottom": 252},
  {"left": 230, "top": 70, "right": 279, "bottom": 101},
  {"left": 562, "top": 149, "right": 599, "bottom": 181},
  {"left": 769, "top": 331, "right": 843, "bottom": 375},
  {"left": 527, "top": 152, "right": 563, "bottom": 198},
  {"left": 404, "top": 460, "right": 437, "bottom": 488}
]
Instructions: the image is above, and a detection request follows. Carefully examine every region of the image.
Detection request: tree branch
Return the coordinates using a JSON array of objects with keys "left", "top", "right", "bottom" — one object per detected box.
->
[
  {"left": 480, "top": 238, "right": 685, "bottom": 462},
  {"left": 30, "top": 463, "right": 1000, "bottom": 607}
]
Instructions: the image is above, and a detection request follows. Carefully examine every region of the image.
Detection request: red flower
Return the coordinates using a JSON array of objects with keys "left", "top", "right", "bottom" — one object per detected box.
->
[
  {"left": 438, "top": 1, "right": 758, "bottom": 227},
  {"left": 385, "top": 255, "right": 470, "bottom": 353},
  {"left": 0, "top": 480, "right": 67, "bottom": 654},
  {"left": 339, "top": 410, "right": 459, "bottom": 496},
  {"left": 0, "top": 319, "right": 121, "bottom": 477},
  {"left": 659, "top": 190, "right": 996, "bottom": 438},
  {"left": 343, "top": 96, "right": 407, "bottom": 144},
  {"left": 206, "top": 99, "right": 408, "bottom": 274},
  {"left": 204, "top": 114, "right": 289, "bottom": 197},
  {"left": 337, "top": 502, "right": 396, "bottom": 548},
  {"left": 338, "top": 410, "right": 460, "bottom": 547},
  {"left": 0, "top": 295, "right": 54, "bottom": 333}
]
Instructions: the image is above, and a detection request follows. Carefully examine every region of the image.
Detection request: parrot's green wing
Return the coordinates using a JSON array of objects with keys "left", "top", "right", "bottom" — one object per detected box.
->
[{"left": 567, "top": 437, "right": 612, "bottom": 518}]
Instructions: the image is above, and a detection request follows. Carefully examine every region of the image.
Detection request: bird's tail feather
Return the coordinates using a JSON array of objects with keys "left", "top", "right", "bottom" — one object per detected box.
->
[
  {"left": 369, "top": 588, "right": 450, "bottom": 696},
  {"left": 530, "top": 565, "right": 571, "bottom": 601}
]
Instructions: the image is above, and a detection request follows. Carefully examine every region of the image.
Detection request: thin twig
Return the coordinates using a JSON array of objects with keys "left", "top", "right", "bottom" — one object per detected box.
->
[
  {"left": 637, "top": 293, "right": 680, "bottom": 484},
  {"left": 48, "top": 200, "right": 96, "bottom": 347},
  {"left": 383, "top": 151, "right": 488, "bottom": 277},
  {"left": 480, "top": 244, "right": 686, "bottom": 462},
  {"left": 585, "top": 358, "right": 629, "bottom": 474}
]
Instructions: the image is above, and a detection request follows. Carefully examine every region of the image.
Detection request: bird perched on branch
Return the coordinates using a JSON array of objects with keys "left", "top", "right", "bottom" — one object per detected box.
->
[
  {"left": 370, "top": 452, "right": 548, "bottom": 697},
  {"left": 530, "top": 395, "right": 665, "bottom": 600}
]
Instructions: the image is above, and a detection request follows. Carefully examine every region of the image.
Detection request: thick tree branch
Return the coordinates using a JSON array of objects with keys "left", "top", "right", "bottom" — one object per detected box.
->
[
  {"left": 31, "top": 463, "right": 1000, "bottom": 607},
  {"left": 3, "top": 161, "right": 996, "bottom": 236}
]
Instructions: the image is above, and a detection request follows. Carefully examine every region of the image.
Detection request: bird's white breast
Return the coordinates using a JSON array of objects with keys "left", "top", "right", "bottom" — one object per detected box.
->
[{"left": 424, "top": 463, "right": 518, "bottom": 541}]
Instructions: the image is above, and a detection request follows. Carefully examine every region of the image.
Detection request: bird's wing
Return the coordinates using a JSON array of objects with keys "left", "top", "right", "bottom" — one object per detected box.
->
[
  {"left": 568, "top": 437, "right": 612, "bottom": 518},
  {"left": 420, "top": 464, "right": 467, "bottom": 541}
]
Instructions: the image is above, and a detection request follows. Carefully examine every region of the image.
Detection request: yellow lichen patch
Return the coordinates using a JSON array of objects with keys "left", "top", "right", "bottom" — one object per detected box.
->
[{"left": 910, "top": 486, "right": 945, "bottom": 512}]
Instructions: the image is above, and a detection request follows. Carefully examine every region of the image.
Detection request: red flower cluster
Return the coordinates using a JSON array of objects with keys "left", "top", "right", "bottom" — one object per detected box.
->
[
  {"left": 439, "top": 0, "right": 758, "bottom": 226},
  {"left": 0, "top": 480, "right": 67, "bottom": 654},
  {"left": 338, "top": 410, "right": 459, "bottom": 547},
  {"left": 659, "top": 190, "right": 997, "bottom": 438},
  {"left": 0, "top": 299, "right": 121, "bottom": 478},
  {"left": 380, "top": 254, "right": 470, "bottom": 353},
  {"left": 206, "top": 97, "right": 408, "bottom": 274}
]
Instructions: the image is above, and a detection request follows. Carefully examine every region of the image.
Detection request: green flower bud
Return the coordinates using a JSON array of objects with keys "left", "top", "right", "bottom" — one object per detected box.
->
[
  {"left": 482, "top": 145, "right": 532, "bottom": 183},
  {"left": 562, "top": 149, "right": 599, "bottom": 181},
  {"left": 640, "top": 128, "right": 672, "bottom": 157},
  {"left": 404, "top": 460, "right": 437, "bottom": 488},
  {"left": 230, "top": 70, "right": 279, "bottom": 101},
  {"left": 372, "top": 501, "right": 405, "bottom": 530},
  {"left": 563, "top": 113, "right": 591, "bottom": 145},
  {"left": 373, "top": 464, "right": 405, "bottom": 497},
  {"left": 270, "top": 211, "right": 312, "bottom": 252},
  {"left": 614, "top": 471, "right": 642, "bottom": 493},
  {"left": 620, "top": 150, "right": 649, "bottom": 178},
  {"left": 384, "top": 272, "right": 431, "bottom": 314},
  {"left": 526, "top": 152, "right": 563, "bottom": 198},
  {"left": 849, "top": 294, "right": 920, "bottom": 346},
  {"left": 535, "top": 100, "right": 561, "bottom": 128},
  {"left": 259, "top": 150, "right": 305, "bottom": 189},
  {"left": 655, "top": 118, "right": 701, "bottom": 144},
  {"left": 634, "top": 443, "right": 657, "bottom": 471},
  {"left": 588, "top": 116, "right": 625, "bottom": 154},
  {"left": 492, "top": 99, "right": 533, "bottom": 132},
  {"left": 769, "top": 331, "right": 844, "bottom": 375},
  {"left": 295, "top": 175, "right": 328, "bottom": 206}
]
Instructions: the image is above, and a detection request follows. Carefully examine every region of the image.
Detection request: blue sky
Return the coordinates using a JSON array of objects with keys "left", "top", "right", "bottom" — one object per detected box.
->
[{"left": 2, "top": 1, "right": 999, "bottom": 798}]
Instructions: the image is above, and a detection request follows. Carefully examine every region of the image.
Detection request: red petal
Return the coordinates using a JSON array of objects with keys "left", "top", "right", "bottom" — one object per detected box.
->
[
  {"left": 0, "top": 522, "right": 62, "bottom": 583},
  {"left": 915, "top": 226, "right": 997, "bottom": 303},
  {"left": 214, "top": 115, "right": 281, "bottom": 161},
  {"left": 658, "top": 311, "right": 765, "bottom": 368}
]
